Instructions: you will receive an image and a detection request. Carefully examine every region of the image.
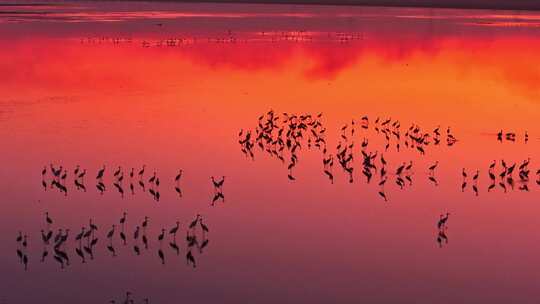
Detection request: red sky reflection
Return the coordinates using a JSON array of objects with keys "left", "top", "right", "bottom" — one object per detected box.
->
[{"left": 2, "top": 3, "right": 540, "bottom": 304}]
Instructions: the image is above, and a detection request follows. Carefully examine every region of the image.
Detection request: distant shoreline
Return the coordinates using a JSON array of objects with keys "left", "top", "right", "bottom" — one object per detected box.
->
[{"left": 117, "top": 0, "right": 540, "bottom": 11}]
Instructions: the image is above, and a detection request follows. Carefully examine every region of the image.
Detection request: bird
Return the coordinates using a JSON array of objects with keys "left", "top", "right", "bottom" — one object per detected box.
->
[
  {"left": 45, "top": 212, "right": 53, "bottom": 225},
  {"left": 429, "top": 161, "right": 439, "bottom": 172},
  {"left": 507, "top": 163, "right": 516, "bottom": 175},
  {"left": 129, "top": 168, "right": 134, "bottom": 179},
  {"left": 96, "top": 166, "right": 106, "bottom": 179},
  {"left": 169, "top": 221, "right": 180, "bottom": 237},
  {"left": 16, "top": 231, "right": 22, "bottom": 243},
  {"left": 148, "top": 172, "right": 156, "bottom": 183},
  {"left": 75, "top": 227, "right": 85, "bottom": 242},
  {"left": 119, "top": 212, "right": 127, "bottom": 225},
  {"left": 437, "top": 213, "right": 450, "bottom": 229},
  {"left": 113, "top": 166, "right": 121, "bottom": 177},
  {"left": 211, "top": 176, "right": 225, "bottom": 188},
  {"left": 175, "top": 170, "right": 183, "bottom": 182},
  {"left": 107, "top": 225, "right": 116, "bottom": 239},
  {"left": 158, "top": 229, "right": 165, "bottom": 242},
  {"left": 462, "top": 168, "right": 467, "bottom": 179},
  {"left": 138, "top": 165, "right": 146, "bottom": 178},
  {"left": 189, "top": 215, "right": 200, "bottom": 230},
  {"left": 396, "top": 162, "right": 406, "bottom": 175},
  {"left": 142, "top": 216, "right": 149, "bottom": 229},
  {"left": 41, "top": 166, "right": 47, "bottom": 177},
  {"left": 472, "top": 170, "right": 479, "bottom": 182}
]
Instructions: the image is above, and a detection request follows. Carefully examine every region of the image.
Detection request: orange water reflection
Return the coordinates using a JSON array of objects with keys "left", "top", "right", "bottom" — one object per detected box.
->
[{"left": 2, "top": 3, "right": 540, "bottom": 304}]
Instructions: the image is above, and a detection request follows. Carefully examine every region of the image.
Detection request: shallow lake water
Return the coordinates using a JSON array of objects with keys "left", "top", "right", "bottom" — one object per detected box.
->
[{"left": 1, "top": 1, "right": 540, "bottom": 303}]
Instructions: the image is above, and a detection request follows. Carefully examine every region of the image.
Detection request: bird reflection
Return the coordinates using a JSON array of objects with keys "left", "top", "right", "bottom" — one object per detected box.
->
[
  {"left": 107, "top": 243, "right": 117, "bottom": 257},
  {"left": 158, "top": 248, "right": 165, "bottom": 265},
  {"left": 428, "top": 176, "right": 438, "bottom": 186},
  {"left": 96, "top": 181, "right": 106, "bottom": 194},
  {"left": 138, "top": 180, "right": 146, "bottom": 192},
  {"left": 436, "top": 227, "right": 449, "bottom": 248},
  {"left": 211, "top": 191, "right": 225, "bottom": 205},
  {"left": 75, "top": 246, "right": 85, "bottom": 263},
  {"left": 169, "top": 241, "right": 179, "bottom": 255},
  {"left": 74, "top": 179, "right": 86, "bottom": 192},
  {"left": 113, "top": 182, "right": 124, "bottom": 198},
  {"left": 174, "top": 185, "right": 183, "bottom": 198},
  {"left": 133, "top": 244, "right": 141, "bottom": 256},
  {"left": 41, "top": 247, "right": 48, "bottom": 263},
  {"left": 186, "top": 250, "right": 196, "bottom": 268}
]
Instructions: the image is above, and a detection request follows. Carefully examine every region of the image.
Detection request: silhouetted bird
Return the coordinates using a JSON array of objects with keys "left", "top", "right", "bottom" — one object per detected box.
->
[
  {"left": 169, "top": 221, "right": 180, "bottom": 238},
  {"left": 175, "top": 170, "right": 183, "bottom": 182},
  {"left": 96, "top": 166, "right": 106, "bottom": 179},
  {"left": 45, "top": 212, "right": 53, "bottom": 225}
]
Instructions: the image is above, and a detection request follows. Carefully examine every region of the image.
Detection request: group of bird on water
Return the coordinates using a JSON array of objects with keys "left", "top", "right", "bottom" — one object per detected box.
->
[
  {"left": 238, "top": 110, "right": 538, "bottom": 200},
  {"left": 16, "top": 212, "right": 209, "bottom": 271},
  {"left": 41, "top": 164, "right": 226, "bottom": 204},
  {"left": 40, "top": 112, "right": 538, "bottom": 204},
  {"left": 238, "top": 110, "right": 457, "bottom": 201},
  {"left": 461, "top": 158, "right": 537, "bottom": 195}
]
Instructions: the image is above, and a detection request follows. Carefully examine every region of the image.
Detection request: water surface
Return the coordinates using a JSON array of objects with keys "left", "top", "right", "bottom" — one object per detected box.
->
[{"left": 1, "top": 1, "right": 540, "bottom": 303}]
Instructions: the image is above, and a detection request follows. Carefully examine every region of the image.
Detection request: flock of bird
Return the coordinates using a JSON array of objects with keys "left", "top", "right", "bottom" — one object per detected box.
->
[
  {"left": 238, "top": 110, "right": 458, "bottom": 201},
  {"left": 238, "top": 110, "right": 539, "bottom": 200},
  {"left": 41, "top": 164, "right": 226, "bottom": 204},
  {"left": 461, "top": 158, "right": 537, "bottom": 195},
  {"left": 23, "top": 108, "right": 538, "bottom": 304},
  {"left": 497, "top": 130, "right": 528, "bottom": 143},
  {"left": 16, "top": 212, "right": 209, "bottom": 271}
]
